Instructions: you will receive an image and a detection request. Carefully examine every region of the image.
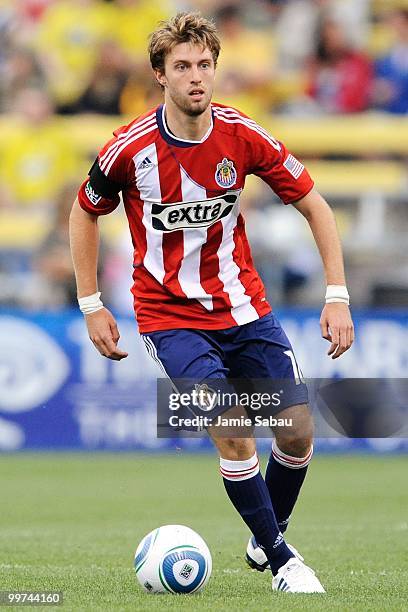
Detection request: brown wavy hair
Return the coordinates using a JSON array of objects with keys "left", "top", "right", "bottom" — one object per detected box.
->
[{"left": 149, "top": 12, "right": 221, "bottom": 72}]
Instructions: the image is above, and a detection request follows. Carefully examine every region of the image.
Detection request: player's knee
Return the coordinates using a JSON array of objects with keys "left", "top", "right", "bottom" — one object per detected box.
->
[
  {"left": 274, "top": 404, "right": 314, "bottom": 457},
  {"left": 275, "top": 416, "right": 314, "bottom": 456},
  {"left": 217, "top": 437, "right": 256, "bottom": 461},
  {"left": 276, "top": 434, "right": 313, "bottom": 458}
]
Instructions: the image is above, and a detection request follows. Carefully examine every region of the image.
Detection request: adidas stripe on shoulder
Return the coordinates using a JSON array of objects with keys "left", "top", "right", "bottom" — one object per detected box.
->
[
  {"left": 213, "top": 105, "right": 281, "bottom": 152},
  {"left": 99, "top": 112, "right": 158, "bottom": 176}
]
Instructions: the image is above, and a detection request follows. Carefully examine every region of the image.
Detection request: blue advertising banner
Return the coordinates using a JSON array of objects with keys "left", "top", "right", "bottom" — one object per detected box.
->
[{"left": 0, "top": 309, "right": 407, "bottom": 452}]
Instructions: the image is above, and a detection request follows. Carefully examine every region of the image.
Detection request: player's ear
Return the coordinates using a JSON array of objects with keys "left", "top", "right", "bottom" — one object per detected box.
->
[{"left": 154, "top": 69, "right": 167, "bottom": 88}]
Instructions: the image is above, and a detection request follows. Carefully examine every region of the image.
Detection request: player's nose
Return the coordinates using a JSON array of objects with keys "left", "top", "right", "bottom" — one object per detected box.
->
[{"left": 190, "top": 65, "right": 202, "bottom": 83}]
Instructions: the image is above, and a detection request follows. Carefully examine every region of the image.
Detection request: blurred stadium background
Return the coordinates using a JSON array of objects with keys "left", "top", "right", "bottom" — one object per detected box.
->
[{"left": 0, "top": 0, "right": 407, "bottom": 452}]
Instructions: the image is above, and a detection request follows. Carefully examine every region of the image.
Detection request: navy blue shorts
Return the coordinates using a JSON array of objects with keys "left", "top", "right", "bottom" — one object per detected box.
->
[{"left": 142, "top": 313, "right": 308, "bottom": 426}]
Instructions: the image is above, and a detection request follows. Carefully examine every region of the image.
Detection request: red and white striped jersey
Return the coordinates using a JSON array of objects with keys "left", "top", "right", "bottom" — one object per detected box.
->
[{"left": 78, "top": 103, "right": 314, "bottom": 333}]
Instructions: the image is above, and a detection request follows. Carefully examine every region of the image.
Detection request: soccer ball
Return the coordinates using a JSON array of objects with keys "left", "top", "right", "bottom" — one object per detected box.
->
[{"left": 134, "top": 524, "right": 212, "bottom": 594}]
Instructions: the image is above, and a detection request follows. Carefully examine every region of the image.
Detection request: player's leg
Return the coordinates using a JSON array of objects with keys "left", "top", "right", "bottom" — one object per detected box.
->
[
  {"left": 243, "top": 401, "right": 325, "bottom": 592},
  {"left": 209, "top": 415, "right": 324, "bottom": 592},
  {"left": 212, "top": 406, "right": 323, "bottom": 593},
  {"left": 220, "top": 312, "right": 324, "bottom": 590},
  {"left": 246, "top": 402, "right": 313, "bottom": 572},
  {"left": 207, "top": 410, "right": 296, "bottom": 577},
  {"left": 266, "top": 402, "right": 314, "bottom": 536},
  {"left": 222, "top": 312, "right": 313, "bottom": 537}
]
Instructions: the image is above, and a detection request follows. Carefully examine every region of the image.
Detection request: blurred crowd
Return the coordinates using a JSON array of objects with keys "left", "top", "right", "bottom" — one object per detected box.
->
[
  {"left": 0, "top": 0, "right": 408, "bottom": 310},
  {"left": 2, "top": 0, "right": 408, "bottom": 118}
]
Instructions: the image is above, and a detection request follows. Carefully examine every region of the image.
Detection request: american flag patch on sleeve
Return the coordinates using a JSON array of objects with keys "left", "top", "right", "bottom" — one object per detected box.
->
[{"left": 283, "top": 154, "right": 304, "bottom": 179}]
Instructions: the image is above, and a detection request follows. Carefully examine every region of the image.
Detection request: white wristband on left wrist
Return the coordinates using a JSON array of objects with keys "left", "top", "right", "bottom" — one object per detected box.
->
[{"left": 325, "top": 285, "right": 350, "bottom": 305}]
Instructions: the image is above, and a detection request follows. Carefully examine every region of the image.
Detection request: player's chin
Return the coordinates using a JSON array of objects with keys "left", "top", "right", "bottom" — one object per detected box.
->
[{"left": 185, "top": 97, "right": 210, "bottom": 116}]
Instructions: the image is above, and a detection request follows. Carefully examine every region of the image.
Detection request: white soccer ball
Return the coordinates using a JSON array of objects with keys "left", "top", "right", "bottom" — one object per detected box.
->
[{"left": 134, "top": 524, "right": 212, "bottom": 594}]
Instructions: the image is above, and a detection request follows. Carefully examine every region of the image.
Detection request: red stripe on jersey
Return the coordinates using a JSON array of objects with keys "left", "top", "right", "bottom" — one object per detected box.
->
[
  {"left": 156, "top": 145, "right": 186, "bottom": 298},
  {"left": 232, "top": 214, "right": 270, "bottom": 318},
  {"left": 125, "top": 185, "right": 146, "bottom": 261},
  {"left": 200, "top": 222, "right": 235, "bottom": 323},
  {"left": 124, "top": 184, "right": 149, "bottom": 311}
]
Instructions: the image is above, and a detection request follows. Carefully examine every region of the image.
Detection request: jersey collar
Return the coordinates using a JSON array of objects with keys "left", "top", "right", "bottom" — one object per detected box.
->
[{"left": 156, "top": 104, "right": 214, "bottom": 148}]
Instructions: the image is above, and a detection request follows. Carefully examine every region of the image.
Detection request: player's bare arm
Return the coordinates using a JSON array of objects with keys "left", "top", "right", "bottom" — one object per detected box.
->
[
  {"left": 69, "top": 198, "right": 128, "bottom": 361},
  {"left": 293, "top": 188, "right": 354, "bottom": 359}
]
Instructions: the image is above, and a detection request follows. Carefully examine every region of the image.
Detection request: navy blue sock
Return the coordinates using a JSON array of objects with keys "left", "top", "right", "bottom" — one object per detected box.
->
[
  {"left": 220, "top": 453, "right": 294, "bottom": 575},
  {"left": 265, "top": 442, "right": 313, "bottom": 533}
]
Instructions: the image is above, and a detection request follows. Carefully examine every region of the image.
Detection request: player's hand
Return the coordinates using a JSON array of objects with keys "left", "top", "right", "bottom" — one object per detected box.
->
[
  {"left": 320, "top": 303, "right": 354, "bottom": 359},
  {"left": 85, "top": 308, "right": 128, "bottom": 360}
]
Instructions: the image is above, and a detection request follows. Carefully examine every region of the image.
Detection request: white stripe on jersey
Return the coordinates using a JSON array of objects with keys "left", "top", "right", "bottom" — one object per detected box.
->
[
  {"left": 134, "top": 143, "right": 165, "bottom": 284},
  {"left": 99, "top": 112, "right": 156, "bottom": 170},
  {"left": 214, "top": 110, "right": 280, "bottom": 152},
  {"left": 103, "top": 122, "right": 158, "bottom": 175},
  {"left": 177, "top": 166, "right": 214, "bottom": 311},
  {"left": 213, "top": 107, "right": 281, "bottom": 152},
  {"left": 213, "top": 105, "right": 278, "bottom": 142},
  {"left": 217, "top": 213, "right": 259, "bottom": 326},
  {"left": 213, "top": 105, "right": 277, "bottom": 140}
]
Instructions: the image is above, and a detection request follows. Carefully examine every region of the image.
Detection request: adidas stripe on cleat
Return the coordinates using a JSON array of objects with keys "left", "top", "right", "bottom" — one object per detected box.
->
[
  {"left": 246, "top": 535, "right": 304, "bottom": 572},
  {"left": 272, "top": 557, "right": 326, "bottom": 593}
]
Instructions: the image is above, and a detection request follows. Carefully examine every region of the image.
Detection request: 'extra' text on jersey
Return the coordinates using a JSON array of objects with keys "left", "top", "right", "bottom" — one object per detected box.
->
[
  {"left": 151, "top": 191, "right": 240, "bottom": 232},
  {"left": 77, "top": 103, "right": 314, "bottom": 333}
]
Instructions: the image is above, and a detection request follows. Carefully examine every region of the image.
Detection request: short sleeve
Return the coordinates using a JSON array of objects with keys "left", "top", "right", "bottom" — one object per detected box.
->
[
  {"left": 249, "top": 132, "right": 314, "bottom": 205},
  {"left": 77, "top": 126, "right": 131, "bottom": 215}
]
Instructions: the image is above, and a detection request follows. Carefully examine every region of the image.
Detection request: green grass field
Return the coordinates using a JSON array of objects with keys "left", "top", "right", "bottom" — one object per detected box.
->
[{"left": 0, "top": 453, "right": 407, "bottom": 611}]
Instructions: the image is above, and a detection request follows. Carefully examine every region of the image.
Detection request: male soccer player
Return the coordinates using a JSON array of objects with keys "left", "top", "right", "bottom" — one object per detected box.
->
[{"left": 69, "top": 12, "right": 354, "bottom": 593}]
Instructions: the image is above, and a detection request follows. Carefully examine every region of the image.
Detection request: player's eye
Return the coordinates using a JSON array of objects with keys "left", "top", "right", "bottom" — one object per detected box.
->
[{"left": 175, "top": 64, "right": 187, "bottom": 71}]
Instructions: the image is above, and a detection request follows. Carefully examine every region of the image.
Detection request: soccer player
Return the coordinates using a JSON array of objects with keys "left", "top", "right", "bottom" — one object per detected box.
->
[{"left": 69, "top": 12, "right": 354, "bottom": 593}]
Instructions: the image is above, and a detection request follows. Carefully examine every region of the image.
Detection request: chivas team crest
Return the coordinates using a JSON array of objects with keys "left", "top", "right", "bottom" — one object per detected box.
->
[{"left": 215, "top": 158, "right": 237, "bottom": 188}]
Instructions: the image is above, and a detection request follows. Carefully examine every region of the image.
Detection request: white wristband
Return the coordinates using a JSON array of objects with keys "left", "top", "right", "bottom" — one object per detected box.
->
[
  {"left": 325, "top": 285, "right": 350, "bottom": 305},
  {"left": 78, "top": 291, "right": 104, "bottom": 315}
]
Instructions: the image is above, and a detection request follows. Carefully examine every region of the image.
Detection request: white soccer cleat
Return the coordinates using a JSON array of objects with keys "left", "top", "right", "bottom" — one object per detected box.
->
[
  {"left": 272, "top": 557, "right": 326, "bottom": 593},
  {"left": 245, "top": 535, "right": 303, "bottom": 572}
]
